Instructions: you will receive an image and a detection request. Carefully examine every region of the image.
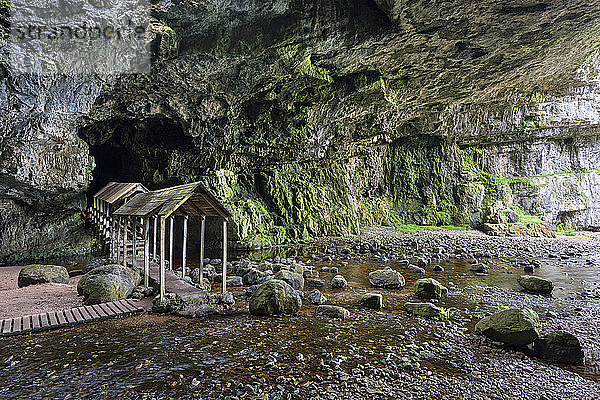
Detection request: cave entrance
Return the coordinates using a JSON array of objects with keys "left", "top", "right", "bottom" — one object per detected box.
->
[{"left": 78, "top": 116, "right": 195, "bottom": 201}]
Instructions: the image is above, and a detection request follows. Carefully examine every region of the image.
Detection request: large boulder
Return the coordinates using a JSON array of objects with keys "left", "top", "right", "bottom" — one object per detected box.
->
[
  {"left": 314, "top": 305, "right": 350, "bottom": 320},
  {"left": 404, "top": 302, "right": 443, "bottom": 319},
  {"left": 358, "top": 293, "right": 383, "bottom": 309},
  {"left": 414, "top": 278, "right": 447, "bottom": 299},
  {"left": 475, "top": 308, "right": 541, "bottom": 346},
  {"left": 18, "top": 265, "right": 69, "bottom": 287},
  {"left": 249, "top": 279, "right": 302, "bottom": 316},
  {"left": 518, "top": 275, "right": 553, "bottom": 295},
  {"left": 273, "top": 270, "right": 304, "bottom": 290},
  {"left": 368, "top": 268, "right": 405, "bottom": 288},
  {"left": 77, "top": 264, "right": 142, "bottom": 304},
  {"left": 533, "top": 331, "right": 584, "bottom": 365},
  {"left": 243, "top": 268, "right": 268, "bottom": 285}
]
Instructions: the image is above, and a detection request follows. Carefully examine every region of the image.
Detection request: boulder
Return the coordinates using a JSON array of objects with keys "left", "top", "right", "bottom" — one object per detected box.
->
[
  {"left": 404, "top": 302, "right": 443, "bottom": 319},
  {"left": 77, "top": 264, "right": 142, "bottom": 304},
  {"left": 307, "top": 289, "right": 327, "bottom": 305},
  {"left": 533, "top": 331, "right": 584, "bottom": 365},
  {"left": 413, "top": 278, "right": 446, "bottom": 299},
  {"left": 18, "top": 265, "right": 69, "bottom": 287},
  {"left": 475, "top": 308, "right": 541, "bottom": 346},
  {"left": 369, "top": 268, "right": 405, "bottom": 288},
  {"left": 273, "top": 270, "right": 304, "bottom": 290},
  {"left": 518, "top": 275, "right": 553, "bottom": 295},
  {"left": 330, "top": 275, "right": 348, "bottom": 289},
  {"left": 358, "top": 293, "right": 383, "bottom": 309},
  {"left": 226, "top": 276, "right": 243, "bottom": 287},
  {"left": 249, "top": 280, "right": 302, "bottom": 316},
  {"left": 314, "top": 305, "right": 350, "bottom": 320},
  {"left": 243, "top": 268, "right": 267, "bottom": 285},
  {"left": 84, "top": 257, "right": 109, "bottom": 273}
]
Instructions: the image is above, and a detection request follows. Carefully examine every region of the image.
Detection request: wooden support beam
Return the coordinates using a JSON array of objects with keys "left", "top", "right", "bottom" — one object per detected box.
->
[
  {"left": 200, "top": 215, "right": 205, "bottom": 287},
  {"left": 152, "top": 217, "right": 157, "bottom": 261},
  {"left": 132, "top": 217, "right": 138, "bottom": 270},
  {"left": 122, "top": 217, "right": 128, "bottom": 265},
  {"left": 110, "top": 216, "right": 115, "bottom": 262},
  {"left": 116, "top": 218, "right": 122, "bottom": 264},
  {"left": 159, "top": 217, "right": 166, "bottom": 302},
  {"left": 169, "top": 216, "right": 174, "bottom": 271},
  {"left": 182, "top": 215, "right": 188, "bottom": 278},
  {"left": 144, "top": 217, "right": 150, "bottom": 288},
  {"left": 222, "top": 218, "right": 227, "bottom": 294}
]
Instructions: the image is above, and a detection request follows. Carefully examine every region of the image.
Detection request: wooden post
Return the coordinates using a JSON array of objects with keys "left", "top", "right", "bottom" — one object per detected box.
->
[
  {"left": 152, "top": 217, "right": 157, "bottom": 261},
  {"left": 144, "top": 217, "right": 150, "bottom": 288},
  {"left": 116, "top": 217, "right": 122, "bottom": 264},
  {"left": 222, "top": 218, "right": 227, "bottom": 293},
  {"left": 159, "top": 216, "right": 166, "bottom": 302},
  {"left": 169, "top": 216, "right": 174, "bottom": 270},
  {"left": 132, "top": 217, "right": 138, "bottom": 269},
  {"left": 110, "top": 216, "right": 115, "bottom": 262},
  {"left": 199, "top": 215, "right": 205, "bottom": 286},
  {"left": 122, "top": 217, "right": 128, "bottom": 265},
  {"left": 182, "top": 215, "right": 188, "bottom": 278}
]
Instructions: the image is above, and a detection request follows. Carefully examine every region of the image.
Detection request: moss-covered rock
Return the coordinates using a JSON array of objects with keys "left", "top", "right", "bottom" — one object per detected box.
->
[
  {"left": 413, "top": 278, "right": 447, "bottom": 299},
  {"left": 475, "top": 308, "right": 541, "bottom": 346},
  {"left": 533, "top": 331, "right": 584, "bottom": 365},
  {"left": 404, "top": 302, "right": 443, "bottom": 319},
  {"left": 358, "top": 293, "right": 383, "bottom": 309},
  {"left": 518, "top": 275, "right": 554, "bottom": 295},
  {"left": 18, "top": 265, "right": 69, "bottom": 287},
  {"left": 314, "top": 305, "right": 350, "bottom": 320},
  {"left": 249, "top": 279, "right": 302, "bottom": 316},
  {"left": 77, "top": 264, "right": 142, "bottom": 304}
]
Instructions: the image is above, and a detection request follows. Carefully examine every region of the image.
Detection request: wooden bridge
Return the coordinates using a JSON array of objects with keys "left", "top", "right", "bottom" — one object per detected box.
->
[{"left": 88, "top": 182, "right": 233, "bottom": 302}]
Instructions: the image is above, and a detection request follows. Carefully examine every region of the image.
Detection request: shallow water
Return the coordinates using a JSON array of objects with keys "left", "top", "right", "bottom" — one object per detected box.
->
[{"left": 1, "top": 244, "right": 599, "bottom": 398}]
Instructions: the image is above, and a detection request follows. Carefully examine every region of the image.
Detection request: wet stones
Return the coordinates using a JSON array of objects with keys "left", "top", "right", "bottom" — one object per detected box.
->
[
  {"left": 475, "top": 308, "right": 541, "bottom": 346},
  {"left": 518, "top": 275, "right": 553, "bottom": 295},
  {"left": 533, "top": 331, "right": 584, "bottom": 365},
  {"left": 470, "top": 263, "right": 489, "bottom": 274},
  {"left": 315, "top": 305, "right": 350, "bottom": 320},
  {"left": 307, "top": 289, "right": 327, "bottom": 305},
  {"left": 414, "top": 278, "right": 447, "bottom": 300},
  {"left": 358, "top": 293, "right": 383, "bottom": 309},
  {"left": 307, "top": 279, "right": 325, "bottom": 288},
  {"left": 226, "top": 276, "right": 243, "bottom": 287},
  {"left": 18, "top": 264, "right": 70, "bottom": 287},
  {"left": 243, "top": 268, "right": 268, "bottom": 285},
  {"left": 368, "top": 267, "right": 405, "bottom": 288},
  {"left": 249, "top": 280, "right": 302, "bottom": 316},
  {"left": 330, "top": 275, "right": 347, "bottom": 289},
  {"left": 273, "top": 270, "right": 304, "bottom": 290},
  {"left": 404, "top": 302, "right": 443, "bottom": 319}
]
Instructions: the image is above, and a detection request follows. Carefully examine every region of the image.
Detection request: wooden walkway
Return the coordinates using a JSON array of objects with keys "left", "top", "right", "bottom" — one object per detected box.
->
[{"left": 0, "top": 299, "right": 144, "bottom": 338}]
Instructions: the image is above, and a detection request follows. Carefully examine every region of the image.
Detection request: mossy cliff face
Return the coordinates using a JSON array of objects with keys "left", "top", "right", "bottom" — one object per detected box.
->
[{"left": 1, "top": 1, "right": 600, "bottom": 259}]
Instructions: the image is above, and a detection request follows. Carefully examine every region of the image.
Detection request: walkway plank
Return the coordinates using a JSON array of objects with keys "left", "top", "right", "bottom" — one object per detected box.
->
[
  {"left": 22, "top": 316, "right": 30, "bottom": 331},
  {"left": 40, "top": 313, "right": 50, "bottom": 328},
  {"left": 101, "top": 302, "right": 118, "bottom": 316},
  {"left": 48, "top": 312, "right": 58, "bottom": 326},
  {"left": 64, "top": 309, "right": 76, "bottom": 325},
  {"left": 11, "top": 318, "right": 21, "bottom": 333},
  {"left": 91, "top": 304, "right": 108, "bottom": 318},
  {"left": 32, "top": 314, "right": 40, "bottom": 330},
  {"left": 112, "top": 301, "right": 129, "bottom": 314},
  {"left": 56, "top": 311, "right": 67, "bottom": 325},
  {"left": 1, "top": 319, "right": 11, "bottom": 334},
  {"left": 71, "top": 308, "right": 85, "bottom": 323},
  {"left": 85, "top": 305, "right": 101, "bottom": 319},
  {"left": 78, "top": 307, "right": 92, "bottom": 321}
]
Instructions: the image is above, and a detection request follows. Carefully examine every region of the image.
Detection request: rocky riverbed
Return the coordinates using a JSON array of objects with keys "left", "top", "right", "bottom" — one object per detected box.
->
[{"left": 0, "top": 227, "right": 599, "bottom": 399}]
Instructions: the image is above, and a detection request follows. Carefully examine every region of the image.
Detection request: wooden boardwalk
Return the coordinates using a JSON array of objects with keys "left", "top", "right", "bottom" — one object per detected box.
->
[{"left": 0, "top": 299, "right": 145, "bottom": 338}]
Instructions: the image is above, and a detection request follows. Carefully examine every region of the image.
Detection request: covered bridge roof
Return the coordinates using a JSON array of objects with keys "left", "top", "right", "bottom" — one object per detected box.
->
[
  {"left": 113, "top": 182, "right": 232, "bottom": 219},
  {"left": 94, "top": 182, "right": 149, "bottom": 204}
]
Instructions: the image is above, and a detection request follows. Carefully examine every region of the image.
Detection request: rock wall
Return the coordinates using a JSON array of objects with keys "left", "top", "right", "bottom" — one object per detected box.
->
[{"left": 1, "top": 1, "right": 600, "bottom": 261}]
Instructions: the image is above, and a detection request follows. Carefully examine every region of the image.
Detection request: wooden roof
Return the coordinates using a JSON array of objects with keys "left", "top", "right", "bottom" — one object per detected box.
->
[
  {"left": 113, "top": 182, "right": 232, "bottom": 219},
  {"left": 94, "top": 182, "right": 149, "bottom": 204}
]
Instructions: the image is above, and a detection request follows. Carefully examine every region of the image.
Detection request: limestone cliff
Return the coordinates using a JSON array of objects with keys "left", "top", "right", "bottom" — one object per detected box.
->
[{"left": 1, "top": 0, "right": 599, "bottom": 261}]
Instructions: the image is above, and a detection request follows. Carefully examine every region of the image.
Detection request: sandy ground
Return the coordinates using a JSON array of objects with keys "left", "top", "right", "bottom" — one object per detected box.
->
[{"left": 0, "top": 266, "right": 84, "bottom": 320}]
